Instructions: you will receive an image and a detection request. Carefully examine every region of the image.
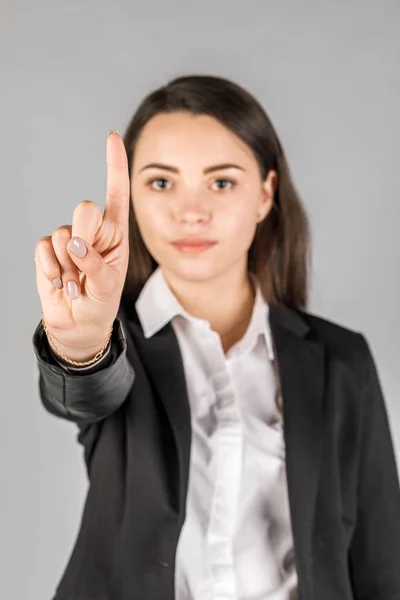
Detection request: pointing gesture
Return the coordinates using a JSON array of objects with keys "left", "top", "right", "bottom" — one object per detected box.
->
[{"left": 34, "top": 132, "right": 131, "bottom": 362}]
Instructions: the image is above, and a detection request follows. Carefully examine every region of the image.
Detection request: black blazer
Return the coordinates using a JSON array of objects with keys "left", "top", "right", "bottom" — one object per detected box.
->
[{"left": 33, "top": 301, "right": 400, "bottom": 600}]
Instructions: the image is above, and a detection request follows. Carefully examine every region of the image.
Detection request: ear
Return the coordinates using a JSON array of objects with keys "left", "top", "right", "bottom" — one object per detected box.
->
[{"left": 256, "top": 170, "right": 278, "bottom": 223}]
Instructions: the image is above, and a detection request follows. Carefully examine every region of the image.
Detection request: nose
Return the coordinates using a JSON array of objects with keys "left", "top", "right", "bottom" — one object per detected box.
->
[
  {"left": 173, "top": 193, "right": 212, "bottom": 225},
  {"left": 179, "top": 210, "right": 211, "bottom": 225}
]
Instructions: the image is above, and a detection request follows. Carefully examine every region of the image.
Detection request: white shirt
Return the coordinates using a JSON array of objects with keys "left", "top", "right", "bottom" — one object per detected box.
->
[{"left": 135, "top": 266, "right": 299, "bottom": 600}]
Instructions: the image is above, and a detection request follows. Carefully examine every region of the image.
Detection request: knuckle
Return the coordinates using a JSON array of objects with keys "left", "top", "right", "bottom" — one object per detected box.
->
[
  {"left": 37, "top": 235, "right": 52, "bottom": 243},
  {"left": 35, "top": 236, "right": 53, "bottom": 259},
  {"left": 107, "top": 188, "right": 129, "bottom": 200},
  {"left": 52, "top": 225, "right": 72, "bottom": 244},
  {"left": 36, "top": 236, "right": 51, "bottom": 250},
  {"left": 73, "top": 200, "right": 102, "bottom": 219}
]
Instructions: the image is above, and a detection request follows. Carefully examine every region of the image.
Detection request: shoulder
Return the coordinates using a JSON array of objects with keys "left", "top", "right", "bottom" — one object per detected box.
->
[
  {"left": 298, "top": 308, "right": 363, "bottom": 344},
  {"left": 295, "top": 308, "right": 375, "bottom": 388}
]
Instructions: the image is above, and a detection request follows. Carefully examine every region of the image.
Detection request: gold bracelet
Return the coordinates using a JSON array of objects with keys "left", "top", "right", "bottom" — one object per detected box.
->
[{"left": 41, "top": 314, "right": 113, "bottom": 367}]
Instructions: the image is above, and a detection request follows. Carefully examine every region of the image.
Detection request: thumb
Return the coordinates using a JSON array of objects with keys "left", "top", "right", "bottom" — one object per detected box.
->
[{"left": 67, "top": 236, "right": 114, "bottom": 296}]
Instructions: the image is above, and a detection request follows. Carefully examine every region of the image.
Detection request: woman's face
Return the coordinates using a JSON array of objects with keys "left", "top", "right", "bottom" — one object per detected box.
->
[{"left": 130, "top": 111, "right": 277, "bottom": 284}]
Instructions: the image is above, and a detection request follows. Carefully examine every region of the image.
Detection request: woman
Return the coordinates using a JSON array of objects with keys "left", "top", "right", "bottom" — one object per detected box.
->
[{"left": 33, "top": 74, "right": 400, "bottom": 600}]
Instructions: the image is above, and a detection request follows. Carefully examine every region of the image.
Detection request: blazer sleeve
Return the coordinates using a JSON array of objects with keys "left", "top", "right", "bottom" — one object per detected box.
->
[
  {"left": 32, "top": 316, "right": 135, "bottom": 426},
  {"left": 348, "top": 334, "right": 400, "bottom": 599}
]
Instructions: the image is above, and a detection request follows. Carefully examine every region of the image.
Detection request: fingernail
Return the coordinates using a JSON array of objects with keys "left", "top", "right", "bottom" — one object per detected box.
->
[
  {"left": 68, "top": 237, "right": 87, "bottom": 258},
  {"left": 67, "top": 280, "right": 79, "bottom": 300},
  {"left": 108, "top": 130, "right": 119, "bottom": 136},
  {"left": 52, "top": 277, "right": 63, "bottom": 290}
]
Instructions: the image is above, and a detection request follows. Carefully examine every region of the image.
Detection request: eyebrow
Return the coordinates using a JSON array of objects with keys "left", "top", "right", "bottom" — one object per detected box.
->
[{"left": 138, "top": 162, "right": 246, "bottom": 174}]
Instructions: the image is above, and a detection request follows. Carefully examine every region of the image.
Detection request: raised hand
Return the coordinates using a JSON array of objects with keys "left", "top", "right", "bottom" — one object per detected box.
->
[{"left": 34, "top": 131, "right": 131, "bottom": 361}]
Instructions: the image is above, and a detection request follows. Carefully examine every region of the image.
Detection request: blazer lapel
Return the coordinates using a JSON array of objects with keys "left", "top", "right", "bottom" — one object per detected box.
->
[
  {"left": 126, "top": 310, "right": 193, "bottom": 521},
  {"left": 269, "top": 304, "right": 326, "bottom": 600}
]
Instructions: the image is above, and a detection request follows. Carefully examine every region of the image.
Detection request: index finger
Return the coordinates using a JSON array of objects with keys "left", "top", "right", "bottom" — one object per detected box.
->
[{"left": 103, "top": 131, "right": 130, "bottom": 226}]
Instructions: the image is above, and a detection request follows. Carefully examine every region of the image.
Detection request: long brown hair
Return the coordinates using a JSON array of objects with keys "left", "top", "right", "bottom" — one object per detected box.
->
[{"left": 121, "top": 74, "right": 312, "bottom": 310}]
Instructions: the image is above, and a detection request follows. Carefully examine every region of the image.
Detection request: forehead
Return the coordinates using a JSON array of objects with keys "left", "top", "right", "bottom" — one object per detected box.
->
[{"left": 133, "top": 112, "right": 255, "bottom": 166}]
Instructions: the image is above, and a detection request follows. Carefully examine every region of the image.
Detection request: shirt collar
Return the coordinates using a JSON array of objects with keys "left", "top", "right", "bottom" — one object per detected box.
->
[{"left": 135, "top": 266, "right": 274, "bottom": 361}]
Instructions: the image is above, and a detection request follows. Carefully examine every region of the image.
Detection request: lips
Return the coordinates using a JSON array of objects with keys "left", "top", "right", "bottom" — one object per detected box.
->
[
  {"left": 172, "top": 239, "right": 216, "bottom": 245},
  {"left": 171, "top": 239, "right": 217, "bottom": 254}
]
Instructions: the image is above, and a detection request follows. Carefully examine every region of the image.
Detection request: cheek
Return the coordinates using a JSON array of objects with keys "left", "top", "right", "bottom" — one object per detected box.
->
[
  {"left": 132, "top": 197, "right": 168, "bottom": 245},
  {"left": 224, "top": 204, "right": 257, "bottom": 239}
]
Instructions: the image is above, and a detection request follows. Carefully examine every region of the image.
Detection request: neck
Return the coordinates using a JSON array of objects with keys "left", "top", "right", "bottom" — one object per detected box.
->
[{"left": 162, "top": 263, "right": 256, "bottom": 353}]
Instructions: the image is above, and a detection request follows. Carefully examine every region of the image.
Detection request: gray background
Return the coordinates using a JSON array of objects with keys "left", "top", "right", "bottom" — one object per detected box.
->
[{"left": 1, "top": 0, "right": 399, "bottom": 598}]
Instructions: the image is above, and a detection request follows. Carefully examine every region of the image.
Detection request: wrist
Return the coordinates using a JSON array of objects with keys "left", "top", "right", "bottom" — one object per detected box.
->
[
  {"left": 48, "top": 338, "right": 110, "bottom": 362},
  {"left": 51, "top": 338, "right": 113, "bottom": 369},
  {"left": 41, "top": 318, "right": 114, "bottom": 364}
]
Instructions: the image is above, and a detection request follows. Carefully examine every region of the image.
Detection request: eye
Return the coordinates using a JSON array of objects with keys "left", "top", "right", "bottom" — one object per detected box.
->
[
  {"left": 145, "top": 177, "right": 237, "bottom": 192},
  {"left": 146, "top": 178, "right": 171, "bottom": 191},
  {"left": 212, "top": 178, "right": 237, "bottom": 191}
]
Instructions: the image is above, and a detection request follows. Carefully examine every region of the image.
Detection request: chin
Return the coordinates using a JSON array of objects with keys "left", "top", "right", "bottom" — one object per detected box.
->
[{"left": 163, "top": 256, "right": 223, "bottom": 283}]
